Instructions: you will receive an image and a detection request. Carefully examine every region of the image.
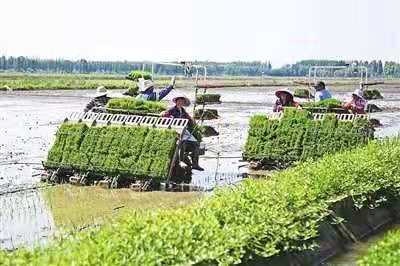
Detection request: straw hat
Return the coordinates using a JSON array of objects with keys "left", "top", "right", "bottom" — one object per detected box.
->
[
  {"left": 352, "top": 89, "right": 365, "bottom": 100},
  {"left": 138, "top": 78, "right": 154, "bottom": 92},
  {"left": 172, "top": 94, "right": 191, "bottom": 107},
  {"left": 275, "top": 89, "right": 294, "bottom": 98},
  {"left": 95, "top": 86, "right": 108, "bottom": 97}
]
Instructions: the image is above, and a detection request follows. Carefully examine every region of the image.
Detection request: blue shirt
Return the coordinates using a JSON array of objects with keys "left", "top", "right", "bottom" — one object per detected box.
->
[
  {"left": 135, "top": 85, "right": 173, "bottom": 101},
  {"left": 314, "top": 89, "right": 332, "bottom": 102}
]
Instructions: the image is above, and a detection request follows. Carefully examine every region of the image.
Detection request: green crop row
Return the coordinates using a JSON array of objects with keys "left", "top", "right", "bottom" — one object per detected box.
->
[
  {"left": 294, "top": 88, "right": 312, "bottom": 98},
  {"left": 0, "top": 76, "right": 133, "bottom": 90},
  {"left": 244, "top": 108, "right": 373, "bottom": 168},
  {"left": 4, "top": 137, "right": 400, "bottom": 265},
  {"left": 358, "top": 229, "right": 400, "bottom": 265},
  {"left": 106, "top": 98, "right": 167, "bottom": 114},
  {"left": 196, "top": 93, "right": 221, "bottom": 104},
  {"left": 363, "top": 89, "right": 383, "bottom": 100},
  {"left": 44, "top": 123, "right": 178, "bottom": 180},
  {"left": 126, "top": 70, "right": 152, "bottom": 82}
]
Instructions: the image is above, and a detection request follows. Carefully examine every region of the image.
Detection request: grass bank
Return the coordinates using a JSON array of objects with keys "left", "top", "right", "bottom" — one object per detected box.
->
[{"left": 3, "top": 138, "right": 400, "bottom": 265}]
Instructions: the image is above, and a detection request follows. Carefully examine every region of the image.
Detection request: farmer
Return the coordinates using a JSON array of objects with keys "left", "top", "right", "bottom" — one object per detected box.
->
[
  {"left": 314, "top": 81, "right": 332, "bottom": 102},
  {"left": 135, "top": 76, "right": 176, "bottom": 101},
  {"left": 273, "top": 89, "right": 300, "bottom": 112},
  {"left": 161, "top": 94, "right": 204, "bottom": 171},
  {"left": 342, "top": 89, "right": 367, "bottom": 114},
  {"left": 84, "top": 86, "right": 110, "bottom": 112}
]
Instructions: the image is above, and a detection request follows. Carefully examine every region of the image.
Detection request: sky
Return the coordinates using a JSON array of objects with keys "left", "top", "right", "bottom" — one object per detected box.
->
[{"left": 1, "top": 0, "right": 399, "bottom": 67}]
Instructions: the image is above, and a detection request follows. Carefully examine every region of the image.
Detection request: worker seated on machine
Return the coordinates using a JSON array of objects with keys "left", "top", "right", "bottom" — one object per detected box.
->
[
  {"left": 273, "top": 89, "right": 300, "bottom": 112},
  {"left": 314, "top": 81, "right": 332, "bottom": 102},
  {"left": 84, "top": 86, "right": 111, "bottom": 112},
  {"left": 342, "top": 89, "right": 367, "bottom": 114},
  {"left": 135, "top": 76, "right": 176, "bottom": 101},
  {"left": 161, "top": 94, "right": 204, "bottom": 171}
]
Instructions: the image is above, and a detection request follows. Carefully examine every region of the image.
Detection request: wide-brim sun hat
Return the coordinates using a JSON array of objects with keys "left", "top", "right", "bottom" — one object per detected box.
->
[
  {"left": 275, "top": 89, "right": 294, "bottom": 98},
  {"left": 138, "top": 78, "right": 155, "bottom": 92},
  {"left": 172, "top": 94, "right": 191, "bottom": 107},
  {"left": 95, "top": 86, "right": 108, "bottom": 97},
  {"left": 352, "top": 89, "right": 365, "bottom": 100}
]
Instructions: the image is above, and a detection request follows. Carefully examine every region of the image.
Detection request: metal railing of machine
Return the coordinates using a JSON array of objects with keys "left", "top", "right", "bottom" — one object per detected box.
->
[
  {"left": 66, "top": 112, "right": 189, "bottom": 132},
  {"left": 267, "top": 112, "right": 369, "bottom": 121}
]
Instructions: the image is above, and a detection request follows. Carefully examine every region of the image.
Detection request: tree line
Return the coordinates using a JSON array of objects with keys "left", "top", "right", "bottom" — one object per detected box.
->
[
  {"left": 0, "top": 56, "right": 272, "bottom": 76},
  {"left": 270, "top": 60, "right": 385, "bottom": 77},
  {"left": 1, "top": 56, "right": 399, "bottom": 77}
]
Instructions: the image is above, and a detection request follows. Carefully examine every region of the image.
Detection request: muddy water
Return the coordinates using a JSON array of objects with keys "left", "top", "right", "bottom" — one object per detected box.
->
[{"left": 1, "top": 87, "right": 400, "bottom": 250}]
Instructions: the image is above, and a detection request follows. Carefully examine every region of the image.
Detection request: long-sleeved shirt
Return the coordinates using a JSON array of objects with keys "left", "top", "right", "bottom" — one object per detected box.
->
[
  {"left": 162, "top": 106, "right": 197, "bottom": 141},
  {"left": 314, "top": 89, "right": 332, "bottom": 102},
  {"left": 84, "top": 96, "right": 110, "bottom": 112},
  {"left": 350, "top": 98, "right": 367, "bottom": 114},
  {"left": 343, "top": 97, "right": 367, "bottom": 114},
  {"left": 135, "top": 85, "right": 173, "bottom": 101}
]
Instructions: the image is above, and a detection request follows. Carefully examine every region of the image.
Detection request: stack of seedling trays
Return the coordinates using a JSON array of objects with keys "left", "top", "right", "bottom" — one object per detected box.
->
[
  {"left": 124, "top": 70, "right": 153, "bottom": 96},
  {"left": 244, "top": 108, "right": 374, "bottom": 170},
  {"left": 363, "top": 88, "right": 383, "bottom": 100},
  {"left": 105, "top": 98, "right": 167, "bottom": 116},
  {"left": 42, "top": 112, "right": 201, "bottom": 191},
  {"left": 194, "top": 93, "right": 221, "bottom": 122},
  {"left": 294, "top": 88, "right": 313, "bottom": 99}
]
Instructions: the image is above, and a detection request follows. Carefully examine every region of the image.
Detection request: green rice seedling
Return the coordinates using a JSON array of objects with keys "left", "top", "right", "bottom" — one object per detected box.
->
[
  {"left": 294, "top": 88, "right": 313, "bottom": 98},
  {"left": 45, "top": 123, "right": 177, "bottom": 180},
  {"left": 7, "top": 138, "right": 400, "bottom": 265},
  {"left": 302, "top": 98, "right": 343, "bottom": 109},
  {"left": 124, "top": 83, "right": 139, "bottom": 96},
  {"left": 106, "top": 98, "right": 167, "bottom": 114},
  {"left": 363, "top": 89, "right": 383, "bottom": 100},
  {"left": 244, "top": 109, "right": 373, "bottom": 168},
  {"left": 58, "top": 123, "right": 88, "bottom": 168},
  {"left": 126, "top": 71, "right": 152, "bottom": 81},
  {"left": 195, "top": 93, "right": 221, "bottom": 104},
  {"left": 194, "top": 109, "right": 219, "bottom": 120}
]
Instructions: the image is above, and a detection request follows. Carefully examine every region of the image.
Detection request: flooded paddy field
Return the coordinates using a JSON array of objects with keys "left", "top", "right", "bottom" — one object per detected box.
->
[{"left": 1, "top": 86, "right": 400, "bottom": 251}]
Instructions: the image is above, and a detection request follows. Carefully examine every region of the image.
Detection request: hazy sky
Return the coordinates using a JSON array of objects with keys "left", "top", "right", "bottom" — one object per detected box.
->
[{"left": 1, "top": 0, "right": 399, "bottom": 66}]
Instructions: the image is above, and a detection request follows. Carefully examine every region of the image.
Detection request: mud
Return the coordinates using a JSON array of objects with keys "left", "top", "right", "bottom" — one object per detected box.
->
[{"left": 1, "top": 86, "right": 400, "bottom": 250}]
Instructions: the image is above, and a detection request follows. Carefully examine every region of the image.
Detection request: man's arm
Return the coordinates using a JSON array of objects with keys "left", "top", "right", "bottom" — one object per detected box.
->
[
  {"left": 157, "top": 85, "right": 174, "bottom": 100},
  {"left": 84, "top": 99, "right": 96, "bottom": 112}
]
